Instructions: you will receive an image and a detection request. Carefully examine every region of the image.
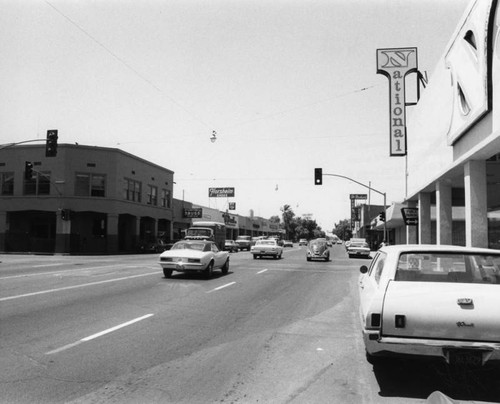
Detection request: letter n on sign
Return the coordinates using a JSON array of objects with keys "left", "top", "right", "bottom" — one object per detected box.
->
[{"left": 376, "top": 47, "right": 418, "bottom": 156}]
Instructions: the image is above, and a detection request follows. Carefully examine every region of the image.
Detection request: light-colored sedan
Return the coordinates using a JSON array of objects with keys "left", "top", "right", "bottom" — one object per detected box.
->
[
  {"left": 251, "top": 239, "right": 283, "bottom": 259},
  {"left": 159, "top": 240, "right": 229, "bottom": 279},
  {"left": 359, "top": 244, "right": 500, "bottom": 366},
  {"left": 283, "top": 240, "right": 294, "bottom": 247},
  {"left": 347, "top": 241, "right": 371, "bottom": 259}
]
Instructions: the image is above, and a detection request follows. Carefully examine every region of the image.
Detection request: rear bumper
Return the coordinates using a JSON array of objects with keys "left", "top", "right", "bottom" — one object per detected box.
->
[{"left": 363, "top": 329, "right": 500, "bottom": 364}]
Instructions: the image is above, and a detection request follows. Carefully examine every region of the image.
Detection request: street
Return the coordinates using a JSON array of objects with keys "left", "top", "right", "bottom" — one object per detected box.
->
[{"left": 1, "top": 245, "right": 498, "bottom": 403}]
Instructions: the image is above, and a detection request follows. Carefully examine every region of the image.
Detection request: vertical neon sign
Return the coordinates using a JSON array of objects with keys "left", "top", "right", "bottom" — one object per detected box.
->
[{"left": 377, "top": 48, "right": 418, "bottom": 156}]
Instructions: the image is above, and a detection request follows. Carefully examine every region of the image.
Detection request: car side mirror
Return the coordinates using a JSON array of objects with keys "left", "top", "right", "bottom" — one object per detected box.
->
[{"left": 360, "top": 265, "right": 369, "bottom": 274}]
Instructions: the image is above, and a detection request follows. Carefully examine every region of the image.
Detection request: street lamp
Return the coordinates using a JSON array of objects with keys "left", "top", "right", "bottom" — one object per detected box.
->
[{"left": 210, "top": 130, "right": 217, "bottom": 143}]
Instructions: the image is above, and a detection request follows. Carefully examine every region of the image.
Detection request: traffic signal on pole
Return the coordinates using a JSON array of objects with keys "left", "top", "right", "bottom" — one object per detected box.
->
[
  {"left": 61, "top": 209, "right": 69, "bottom": 221},
  {"left": 379, "top": 211, "right": 386, "bottom": 222},
  {"left": 46, "top": 129, "right": 58, "bottom": 157},
  {"left": 25, "top": 161, "right": 34, "bottom": 180},
  {"left": 314, "top": 168, "right": 322, "bottom": 185}
]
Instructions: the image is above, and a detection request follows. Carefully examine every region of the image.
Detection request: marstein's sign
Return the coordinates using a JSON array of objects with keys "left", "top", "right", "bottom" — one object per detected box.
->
[
  {"left": 377, "top": 47, "right": 418, "bottom": 156},
  {"left": 208, "top": 187, "right": 235, "bottom": 198}
]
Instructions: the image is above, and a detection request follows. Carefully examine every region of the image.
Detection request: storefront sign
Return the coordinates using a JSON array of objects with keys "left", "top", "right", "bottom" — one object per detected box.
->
[
  {"left": 350, "top": 194, "right": 367, "bottom": 200},
  {"left": 377, "top": 47, "right": 418, "bottom": 156},
  {"left": 208, "top": 187, "right": 235, "bottom": 197},
  {"left": 183, "top": 208, "right": 202, "bottom": 218}
]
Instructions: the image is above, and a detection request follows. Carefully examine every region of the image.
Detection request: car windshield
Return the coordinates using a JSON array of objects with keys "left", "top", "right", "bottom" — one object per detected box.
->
[
  {"left": 257, "top": 240, "right": 275, "bottom": 245},
  {"left": 171, "top": 242, "right": 206, "bottom": 251},
  {"left": 310, "top": 241, "right": 325, "bottom": 247},
  {"left": 395, "top": 252, "right": 500, "bottom": 284},
  {"left": 350, "top": 242, "right": 367, "bottom": 248},
  {"left": 186, "top": 229, "right": 211, "bottom": 238}
]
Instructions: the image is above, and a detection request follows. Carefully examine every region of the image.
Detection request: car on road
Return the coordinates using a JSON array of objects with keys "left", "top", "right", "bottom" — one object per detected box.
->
[
  {"left": 159, "top": 240, "right": 230, "bottom": 279},
  {"left": 359, "top": 244, "right": 500, "bottom": 366},
  {"left": 298, "top": 238, "right": 308, "bottom": 246},
  {"left": 306, "top": 239, "right": 330, "bottom": 261},
  {"left": 235, "top": 235, "right": 252, "bottom": 251},
  {"left": 347, "top": 241, "right": 371, "bottom": 259},
  {"left": 251, "top": 238, "right": 283, "bottom": 259},
  {"left": 224, "top": 240, "right": 239, "bottom": 253},
  {"left": 283, "top": 240, "right": 294, "bottom": 247}
]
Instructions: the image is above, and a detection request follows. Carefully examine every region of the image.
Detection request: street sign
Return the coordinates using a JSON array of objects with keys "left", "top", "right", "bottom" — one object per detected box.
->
[
  {"left": 209, "top": 187, "right": 235, "bottom": 197},
  {"left": 228, "top": 202, "right": 236, "bottom": 210},
  {"left": 401, "top": 207, "right": 418, "bottom": 226},
  {"left": 350, "top": 194, "right": 367, "bottom": 200}
]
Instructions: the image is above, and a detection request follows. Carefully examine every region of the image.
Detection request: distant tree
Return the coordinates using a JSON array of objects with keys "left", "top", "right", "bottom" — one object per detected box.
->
[
  {"left": 280, "top": 204, "right": 295, "bottom": 239},
  {"left": 332, "top": 219, "right": 352, "bottom": 241},
  {"left": 269, "top": 215, "right": 281, "bottom": 224}
]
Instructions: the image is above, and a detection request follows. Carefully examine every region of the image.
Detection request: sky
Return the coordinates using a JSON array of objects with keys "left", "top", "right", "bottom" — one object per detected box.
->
[{"left": 0, "top": 0, "right": 470, "bottom": 231}]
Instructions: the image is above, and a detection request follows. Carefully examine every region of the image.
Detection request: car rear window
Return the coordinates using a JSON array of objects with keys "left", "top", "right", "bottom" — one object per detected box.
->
[{"left": 395, "top": 252, "right": 500, "bottom": 284}]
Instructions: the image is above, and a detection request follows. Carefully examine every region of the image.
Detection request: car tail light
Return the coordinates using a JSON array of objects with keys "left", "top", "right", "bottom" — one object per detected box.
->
[
  {"left": 395, "top": 315, "right": 406, "bottom": 328},
  {"left": 370, "top": 313, "right": 381, "bottom": 328}
]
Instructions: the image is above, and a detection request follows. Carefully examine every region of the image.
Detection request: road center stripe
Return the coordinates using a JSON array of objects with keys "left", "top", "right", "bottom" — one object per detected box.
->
[
  {"left": 207, "top": 282, "right": 236, "bottom": 293},
  {"left": 45, "top": 314, "right": 154, "bottom": 355},
  {"left": 0, "top": 272, "right": 158, "bottom": 302}
]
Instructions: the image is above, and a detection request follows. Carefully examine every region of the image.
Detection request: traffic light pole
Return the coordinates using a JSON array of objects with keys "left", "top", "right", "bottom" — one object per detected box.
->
[{"left": 323, "top": 173, "right": 387, "bottom": 243}]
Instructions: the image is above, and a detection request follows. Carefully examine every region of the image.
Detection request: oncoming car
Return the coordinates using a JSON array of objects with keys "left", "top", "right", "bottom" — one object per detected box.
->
[
  {"left": 306, "top": 239, "right": 330, "bottom": 261},
  {"left": 359, "top": 244, "right": 500, "bottom": 366},
  {"left": 224, "top": 239, "right": 239, "bottom": 253},
  {"left": 159, "top": 240, "right": 229, "bottom": 279},
  {"left": 298, "top": 239, "right": 308, "bottom": 246},
  {"left": 251, "top": 239, "right": 283, "bottom": 259}
]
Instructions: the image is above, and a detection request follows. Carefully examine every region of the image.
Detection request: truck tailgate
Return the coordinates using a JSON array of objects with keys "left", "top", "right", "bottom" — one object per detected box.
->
[{"left": 382, "top": 281, "right": 500, "bottom": 342}]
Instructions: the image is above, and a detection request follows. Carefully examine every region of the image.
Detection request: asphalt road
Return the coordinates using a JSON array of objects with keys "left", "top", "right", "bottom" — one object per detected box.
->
[{"left": 1, "top": 245, "right": 498, "bottom": 404}]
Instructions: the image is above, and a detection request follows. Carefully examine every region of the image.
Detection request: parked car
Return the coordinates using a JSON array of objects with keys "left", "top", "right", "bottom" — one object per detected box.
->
[
  {"left": 306, "top": 239, "right": 330, "bottom": 261},
  {"left": 224, "top": 240, "right": 239, "bottom": 253},
  {"left": 298, "top": 238, "right": 308, "bottom": 246},
  {"left": 359, "top": 244, "right": 500, "bottom": 366},
  {"left": 235, "top": 235, "right": 252, "bottom": 251},
  {"left": 158, "top": 240, "right": 229, "bottom": 279},
  {"left": 251, "top": 238, "right": 283, "bottom": 259},
  {"left": 283, "top": 240, "right": 294, "bottom": 247},
  {"left": 347, "top": 241, "right": 371, "bottom": 259}
]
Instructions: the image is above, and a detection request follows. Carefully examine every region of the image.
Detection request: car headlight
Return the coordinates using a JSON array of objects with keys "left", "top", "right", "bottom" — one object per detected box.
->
[{"left": 188, "top": 258, "right": 200, "bottom": 263}]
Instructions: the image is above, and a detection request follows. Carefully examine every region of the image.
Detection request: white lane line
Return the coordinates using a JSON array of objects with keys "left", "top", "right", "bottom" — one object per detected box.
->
[
  {"left": 257, "top": 269, "right": 268, "bottom": 274},
  {"left": 207, "top": 282, "right": 236, "bottom": 293},
  {"left": 0, "top": 272, "right": 158, "bottom": 302},
  {"left": 46, "top": 314, "right": 154, "bottom": 355},
  {"left": 0, "top": 264, "right": 154, "bottom": 280}
]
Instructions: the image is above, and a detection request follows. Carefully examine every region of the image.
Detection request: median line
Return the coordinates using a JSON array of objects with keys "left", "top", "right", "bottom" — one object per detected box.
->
[
  {"left": 0, "top": 272, "right": 158, "bottom": 302},
  {"left": 206, "top": 282, "right": 236, "bottom": 293},
  {"left": 257, "top": 269, "right": 268, "bottom": 274},
  {"left": 46, "top": 314, "right": 154, "bottom": 355}
]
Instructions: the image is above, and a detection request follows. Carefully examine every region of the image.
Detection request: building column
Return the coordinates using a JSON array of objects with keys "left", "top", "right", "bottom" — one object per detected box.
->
[
  {"left": 436, "top": 179, "right": 452, "bottom": 245},
  {"left": 107, "top": 214, "right": 119, "bottom": 254},
  {"left": 418, "top": 192, "right": 432, "bottom": 244},
  {"left": 464, "top": 160, "right": 488, "bottom": 247},
  {"left": 0, "top": 212, "right": 7, "bottom": 251},
  {"left": 406, "top": 200, "right": 418, "bottom": 244},
  {"left": 55, "top": 210, "right": 71, "bottom": 254}
]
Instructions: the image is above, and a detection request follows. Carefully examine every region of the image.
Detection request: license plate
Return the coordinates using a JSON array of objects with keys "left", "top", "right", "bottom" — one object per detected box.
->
[{"left": 448, "top": 350, "right": 482, "bottom": 366}]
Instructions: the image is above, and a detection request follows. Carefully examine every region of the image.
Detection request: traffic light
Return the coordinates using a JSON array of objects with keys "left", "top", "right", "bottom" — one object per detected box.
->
[
  {"left": 379, "top": 211, "right": 386, "bottom": 222},
  {"left": 25, "top": 161, "right": 34, "bottom": 180},
  {"left": 314, "top": 168, "right": 322, "bottom": 185},
  {"left": 46, "top": 129, "right": 58, "bottom": 157},
  {"left": 61, "top": 209, "right": 70, "bottom": 221}
]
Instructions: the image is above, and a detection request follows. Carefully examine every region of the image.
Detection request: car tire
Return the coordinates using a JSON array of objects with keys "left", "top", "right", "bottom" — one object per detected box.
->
[
  {"left": 307, "top": 257, "right": 311, "bottom": 262},
  {"left": 205, "top": 261, "right": 214, "bottom": 279},
  {"left": 221, "top": 259, "right": 229, "bottom": 275},
  {"left": 253, "top": 254, "right": 257, "bottom": 259},
  {"left": 163, "top": 268, "right": 173, "bottom": 278},
  {"left": 365, "top": 351, "right": 383, "bottom": 365}
]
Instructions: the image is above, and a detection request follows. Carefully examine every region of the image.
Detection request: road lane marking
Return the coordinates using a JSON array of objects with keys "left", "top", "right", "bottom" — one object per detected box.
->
[
  {"left": 0, "top": 272, "right": 158, "bottom": 302},
  {"left": 45, "top": 314, "right": 154, "bottom": 355},
  {"left": 257, "top": 269, "right": 268, "bottom": 274},
  {"left": 207, "top": 282, "right": 236, "bottom": 293},
  {"left": 0, "top": 264, "right": 156, "bottom": 281}
]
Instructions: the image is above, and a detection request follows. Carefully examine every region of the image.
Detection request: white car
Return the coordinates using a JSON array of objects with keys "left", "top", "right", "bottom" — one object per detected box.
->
[
  {"left": 251, "top": 239, "right": 283, "bottom": 259},
  {"left": 359, "top": 244, "right": 500, "bottom": 366},
  {"left": 159, "top": 240, "right": 229, "bottom": 279},
  {"left": 347, "top": 241, "right": 371, "bottom": 259}
]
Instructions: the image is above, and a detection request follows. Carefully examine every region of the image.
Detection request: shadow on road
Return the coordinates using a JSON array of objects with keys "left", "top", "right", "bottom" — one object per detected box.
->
[{"left": 372, "top": 358, "right": 500, "bottom": 402}]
